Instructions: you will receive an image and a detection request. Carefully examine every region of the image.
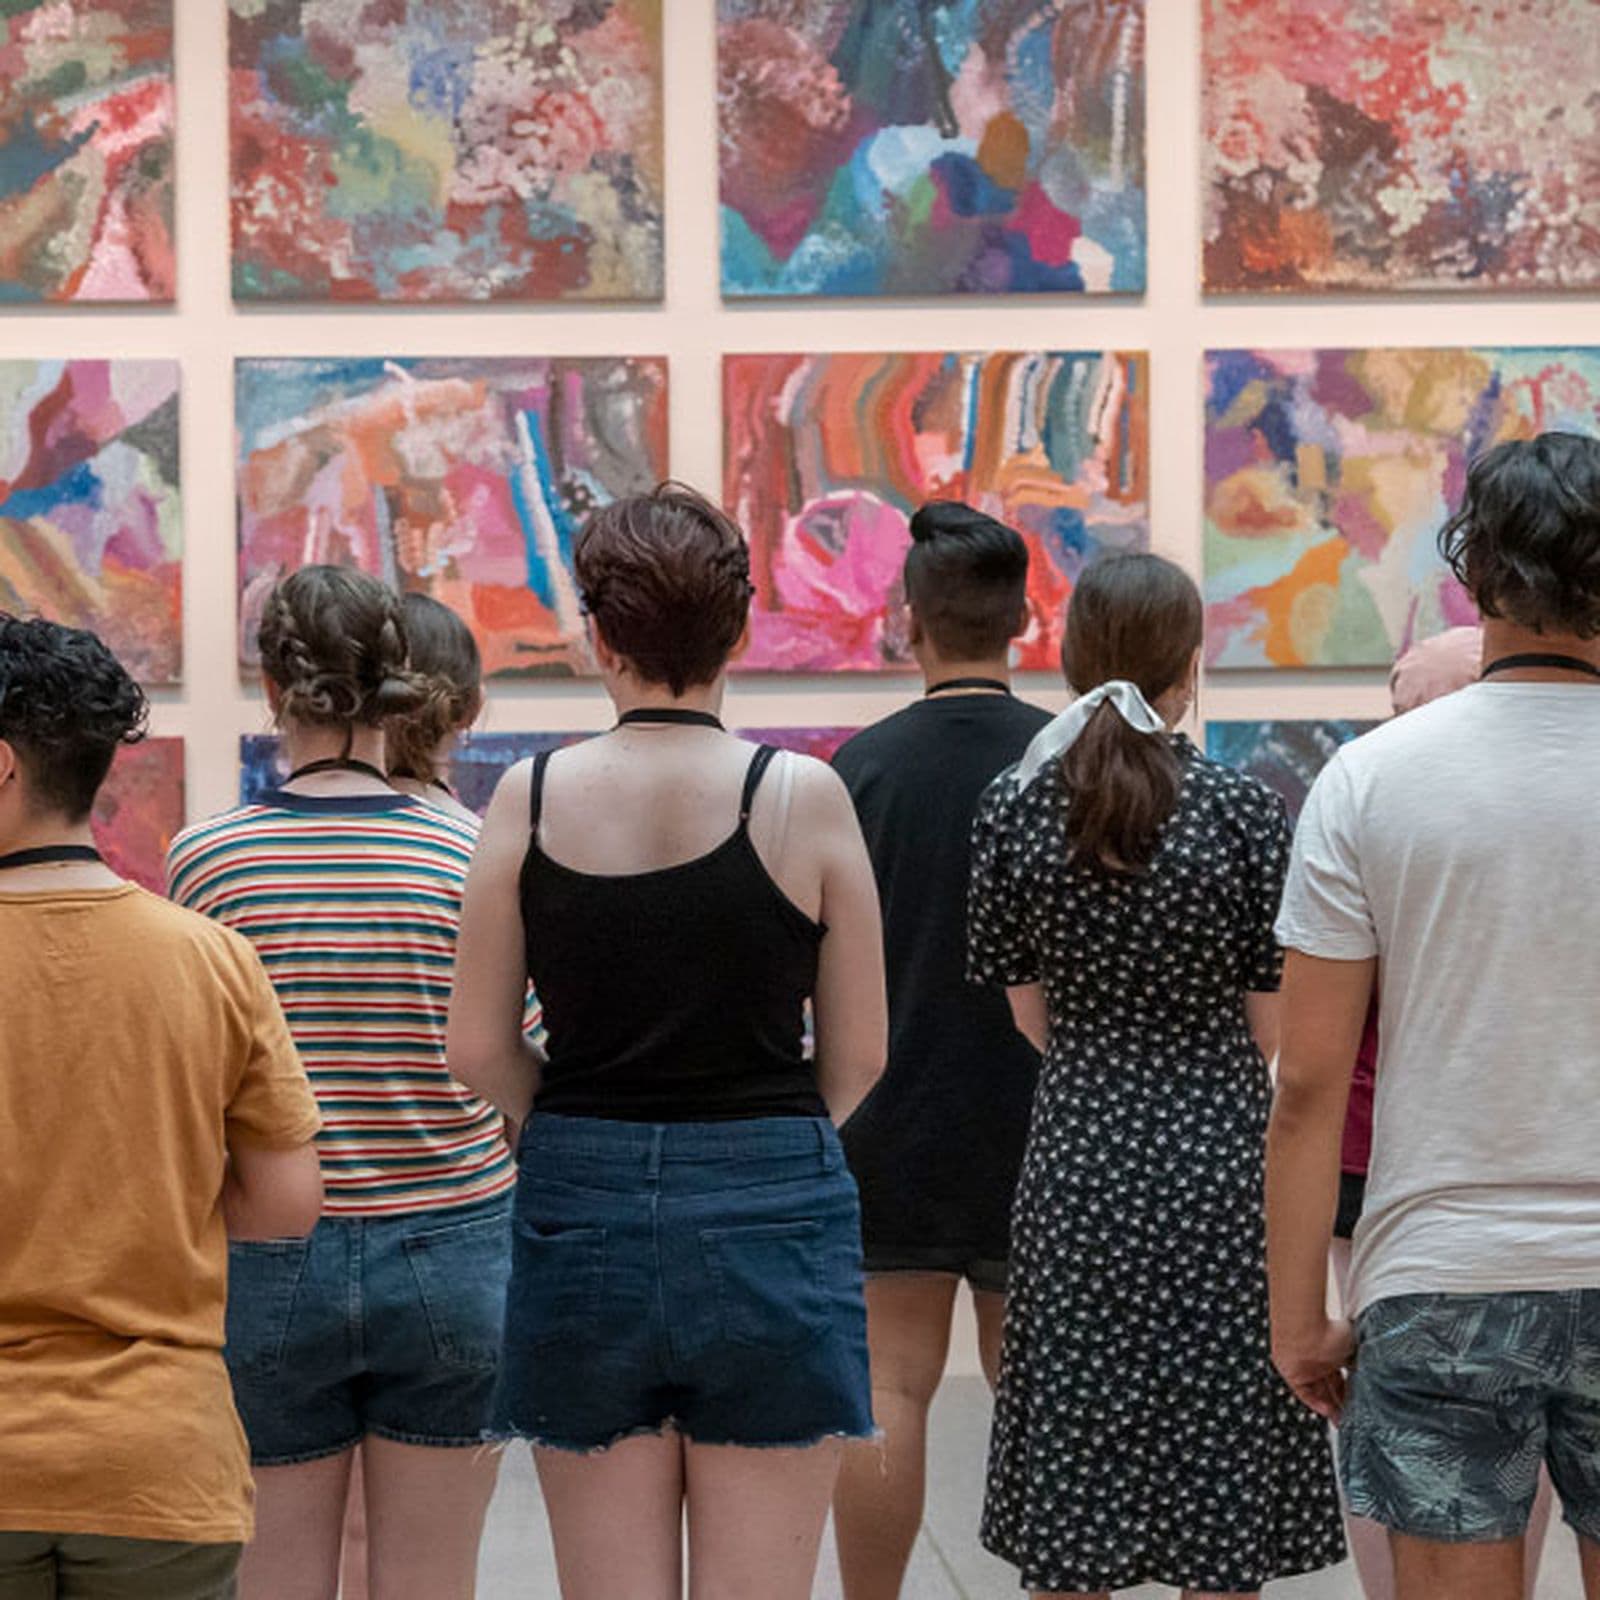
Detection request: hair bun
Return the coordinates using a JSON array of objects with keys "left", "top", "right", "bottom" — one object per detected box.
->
[{"left": 368, "top": 674, "right": 424, "bottom": 719}]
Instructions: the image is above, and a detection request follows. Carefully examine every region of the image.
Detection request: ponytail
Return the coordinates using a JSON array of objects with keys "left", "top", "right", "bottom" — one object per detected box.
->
[{"left": 1061, "top": 701, "right": 1183, "bottom": 873}]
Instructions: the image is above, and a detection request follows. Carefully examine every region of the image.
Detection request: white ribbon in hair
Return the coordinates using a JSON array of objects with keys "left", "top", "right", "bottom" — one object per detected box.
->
[{"left": 1013, "top": 680, "right": 1167, "bottom": 789}]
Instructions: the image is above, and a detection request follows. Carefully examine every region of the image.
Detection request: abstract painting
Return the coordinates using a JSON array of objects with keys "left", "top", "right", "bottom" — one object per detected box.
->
[
  {"left": 229, "top": 0, "right": 663, "bottom": 302},
  {"left": 1205, "top": 347, "right": 1600, "bottom": 669},
  {"left": 1205, "top": 720, "right": 1379, "bottom": 823},
  {"left": 0, "top": 1, "right": 175, "bottom": 302},
  {"left": 0, "top": 359, "right": 182, "bottom": 684},
  {"left": 1203, "top": 0, "right": 1600, "bottom": 293},
  {"left": 741, "top": 726, "right": 857, "bottom": 763},
  {"left": 725, "top": 350, "right": 1149, "bottom": 672},
  {"left": 96, "top": 736, "right": 184, "bottom": 891},
  {"left": 236, "top": 357, "right": 669, "bottom": 677},
  {"left": 719, "top": 0, "right": 1145, "bottom": 296}
]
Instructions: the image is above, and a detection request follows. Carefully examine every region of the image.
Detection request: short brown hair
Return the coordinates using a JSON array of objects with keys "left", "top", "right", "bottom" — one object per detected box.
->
[{"left": 574, "top": 483, "right": 753, "bottom": 695}]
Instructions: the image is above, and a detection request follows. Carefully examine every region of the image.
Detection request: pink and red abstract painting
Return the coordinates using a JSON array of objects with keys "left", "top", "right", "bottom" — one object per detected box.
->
[
  {"left": 724, "top": 350, "right": 1148, "bottom": 673},
  {"left": 229, "top": 0, "right": 663, "bottom": 302},
  {"left": 236, "top": 357, "right": 668, "bottom": 678},
  {"left": 95, "top": 736, "right": 184, "bottom": 892},
  {"left": 0, "top": 1, "right": 175, "bottom": 302},
  {"left": 720, "top": 0, "right": 1145, "bottom": 296},
  {"left": 1204, "top": 0, "right": 1600, "bottom": 292},
  {"left": 0, "top": 359, "right": 182, "bottom": 684}
]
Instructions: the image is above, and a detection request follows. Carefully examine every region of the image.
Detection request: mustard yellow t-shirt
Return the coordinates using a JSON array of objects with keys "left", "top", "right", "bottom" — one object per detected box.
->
[{"left": 0, "top": 885, "right": 321, "bottom": 1544}]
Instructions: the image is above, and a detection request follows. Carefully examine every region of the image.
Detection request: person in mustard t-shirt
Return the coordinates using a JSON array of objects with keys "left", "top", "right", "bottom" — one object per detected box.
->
[{"left": 0, "top": 615, "right": 323, "bottom": 1600}]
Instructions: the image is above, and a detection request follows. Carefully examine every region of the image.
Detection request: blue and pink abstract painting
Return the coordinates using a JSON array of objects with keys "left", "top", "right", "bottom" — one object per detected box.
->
[
  {"left": 229, "top": 0, "right": 663, "bottom": 302},
  {"left": 1206, "top": 720, "right": 1379, "bottom": 823},
  {"left": 718, "top": 0, "right": 1145, "bottom": 296},
  {"left": 235, "top": 357, "right": 669, "bottom": 678}
]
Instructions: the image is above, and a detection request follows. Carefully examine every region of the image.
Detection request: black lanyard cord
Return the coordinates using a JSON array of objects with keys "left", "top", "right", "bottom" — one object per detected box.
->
[
  {"left": 0, "top": 844, "right": 104, "bottom": 871},
  {"left": 1481, "top": 653, "right": 1600, "bottom": 683},
  {"left": 926, "top": 677, "right": 1011, "bottom": 696},
  {"left": 284, "top": 757, "right": 395, "bottom": 785}
]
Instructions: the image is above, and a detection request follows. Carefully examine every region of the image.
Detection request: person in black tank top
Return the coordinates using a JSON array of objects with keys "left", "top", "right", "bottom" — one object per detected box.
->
[{"left": 447, "top": 485, "right": 887, "bottom": 1600}]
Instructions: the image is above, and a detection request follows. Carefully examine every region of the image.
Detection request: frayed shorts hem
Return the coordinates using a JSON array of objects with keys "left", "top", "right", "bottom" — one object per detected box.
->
[{"left": 488, "top": 1420, "right": 879, "bottom": 1456}]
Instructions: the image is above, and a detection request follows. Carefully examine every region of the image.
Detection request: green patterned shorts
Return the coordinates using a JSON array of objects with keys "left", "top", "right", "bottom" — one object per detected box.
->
[{"left": 1343, "top": 1289, "right": 1600, "bottom": 1543}]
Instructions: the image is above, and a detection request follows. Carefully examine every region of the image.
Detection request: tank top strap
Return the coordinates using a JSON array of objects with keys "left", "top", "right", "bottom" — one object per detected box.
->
[
  {"left": 739, "top": 744, "right": 780, "bottom": 828},
  {"left": 529, "top": 749, "right": 554, "bottom": 838}
]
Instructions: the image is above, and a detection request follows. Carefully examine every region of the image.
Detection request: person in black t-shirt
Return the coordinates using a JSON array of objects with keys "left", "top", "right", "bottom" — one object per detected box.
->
[{"left": 830, "top": 501, "right": 1050, "bottom": 1600}]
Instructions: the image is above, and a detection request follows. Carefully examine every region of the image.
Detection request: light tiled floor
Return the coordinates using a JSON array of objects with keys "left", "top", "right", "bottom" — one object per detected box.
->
[{"left": 475, "top": 1378, "right": 1588, "bottom": 1598}]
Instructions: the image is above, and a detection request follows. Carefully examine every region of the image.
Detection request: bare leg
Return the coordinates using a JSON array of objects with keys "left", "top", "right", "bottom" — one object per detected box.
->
[
  {"left": 1578, "top": 1534, "right": 1600, "bottom": 1600},
  {"left": 1523, "top": 1468, "right": 1555, "bottom": 1600},
  {"left": 361, "top": 1438, "right": 500, "bottom": 1600},
  {"left": 536, "top": 1434, "right": 684, "bottom": 1600},
  {"left": 973, "top": 1287, "right": 1006, "bottom": 1392},
  {"left": 686, "top": 1438, "right": 843, "bottom": 1600},
  {"left": 1392, "top": 1534, "right": 1522, "bottom": 1600},
  {"left": 238, "top": 1449, "right": 354, "bottom": 1600},
  {"left": 833, "top": 1274, "right": 958, "bottom": 1600},
  {"left": 340, "top": 1446, "right": 369, "bottom": 1599}
]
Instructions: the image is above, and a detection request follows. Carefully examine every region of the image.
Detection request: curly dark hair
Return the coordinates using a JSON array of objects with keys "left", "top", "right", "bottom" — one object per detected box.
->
[
  {"left": 574, "top": 483, "right": 753, "bottom": 695},
  {"left": 0, "top": 614, "right": 148, "bottom": 821},
  {"left": 387, "top": 594, "right": 482, "bottom": 784},
  {"left": 1440, "top": 432, "right": 1600, "bottom": 638},
  {"left": 258, "top": 566, "right": 424, "bottom": 730}
]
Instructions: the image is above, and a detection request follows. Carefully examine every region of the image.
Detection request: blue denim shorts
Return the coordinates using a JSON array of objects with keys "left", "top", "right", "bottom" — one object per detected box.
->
[
  {"left": 493, "top": 1114, "right": 874, "bottom": 1452},
  {"left": 225, "top": 1194, "right": 512, "bottom": 1465},
  {"left": 1344, "top": 1289, "right": 1600, "bottom": 1542}
]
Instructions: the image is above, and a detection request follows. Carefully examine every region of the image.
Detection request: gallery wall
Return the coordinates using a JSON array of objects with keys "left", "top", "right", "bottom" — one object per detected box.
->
[{"left": 5, "top": 0, "right": 1598, "bottom": 822}]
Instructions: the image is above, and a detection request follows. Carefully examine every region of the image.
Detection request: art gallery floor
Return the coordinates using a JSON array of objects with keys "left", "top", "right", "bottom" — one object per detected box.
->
[{"left": 470, "top": 1377, "right": 1590, "bottom": 1599}]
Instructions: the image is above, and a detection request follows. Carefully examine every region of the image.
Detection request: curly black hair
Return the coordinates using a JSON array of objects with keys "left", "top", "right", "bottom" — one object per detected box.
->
[
  {"left": 1440, "top": 432, "right": 1600, "bottom": 639},
  {"left": 0, "top": 614, "right": 148, "bottom": 821}
]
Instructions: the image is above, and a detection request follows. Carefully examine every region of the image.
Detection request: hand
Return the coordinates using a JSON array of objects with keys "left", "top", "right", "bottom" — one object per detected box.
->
[{"left": 1273, "top": 1316, "right": 1356, "bottom": 1422}]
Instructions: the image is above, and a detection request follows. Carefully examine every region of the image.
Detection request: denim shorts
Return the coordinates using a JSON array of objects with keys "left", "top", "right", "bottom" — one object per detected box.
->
[
  {"left": 226, "top": 1194, "right": 512, "bottom": 1465},
  {"left": 1343, "top": 1288, "right": 1600, "bottom": 1542},
  {"left": 493, "top": 1114, "right": 874, "bottom": 1452}
]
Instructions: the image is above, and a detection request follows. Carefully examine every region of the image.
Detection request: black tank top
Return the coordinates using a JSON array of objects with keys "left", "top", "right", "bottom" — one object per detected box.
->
[{"left": 520, "top": 744, "right": 828, "bottom": 1121}]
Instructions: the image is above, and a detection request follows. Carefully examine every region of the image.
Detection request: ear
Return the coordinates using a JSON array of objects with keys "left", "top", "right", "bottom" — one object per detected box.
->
[
  {"left": 463, "top": 684, "right": 487, "bottom": 730},
  {"left": 906, "top": 604, "right": 925, "bottom": 650},
  {"left": 0, "top": 738, "right": 16, "bottom": 791},
  {"left": 1012, "top": 599, "right": 1029, "bottom": 640},
  {"left": 730, "top": 617, "right": 751, "bottom": 663},
  {"left": 264, "top": 677, "right": 283, "bottom": 715}
]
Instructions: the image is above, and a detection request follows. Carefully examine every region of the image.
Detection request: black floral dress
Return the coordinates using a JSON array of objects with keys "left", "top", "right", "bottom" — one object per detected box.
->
[{"left": 967, "top": 737, "right": 1345, "bottom": 1594}]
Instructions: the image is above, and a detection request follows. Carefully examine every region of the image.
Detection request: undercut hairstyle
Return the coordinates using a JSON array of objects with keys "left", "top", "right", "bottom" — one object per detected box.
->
[
  {"left": 1059, "top": 554, "right": 1203, "bottom": 874},
  {"left": 0, "top": 614, "right": 148, "bottom": 822},
  {"left": 387, "top": 594, "right": 482, "bottom": 785},
  {"left": 574, "top": 483, "right": 753, "bottom": 695},
  {"left": 1440, "top": 432, "right": 1600, "bottom": 638},
  {"left": 903, "top": 501, "right": 1030, "bottom": 660},
  {"left": 258, "top": 566, "right": 423, "bottom": 731}
]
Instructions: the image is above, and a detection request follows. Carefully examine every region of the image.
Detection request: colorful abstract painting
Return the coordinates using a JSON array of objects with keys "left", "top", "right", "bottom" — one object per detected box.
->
[
  {"left": 95, "top": 736, "right": 184, "bottom": 891},
  {"left": 229, "top": 0, "right": 663, "bottom": 302},
  {"left": 1206, "top": 720, "right": 1379, "bottom": 823},
  {"left": 1205, "top": 347, "right": 1600, "bottom": 669},
  {"left": 1203, "top": 0, "right": 1600, "bottom": 293},
  {"left": 0, "top": 360, "right": 182, "bottom": 684},
  {"left": 719, "top": 0, "right": 1145, "bottom": 296},
  {"left": 0, "top": 1, "right": 175, "bottom": 302},
  {"left": 236, "top": 357, "right": 669, "bottom": 678},
  {"left": 725, "top": 350, "right": 1148, "bottom": 672}
]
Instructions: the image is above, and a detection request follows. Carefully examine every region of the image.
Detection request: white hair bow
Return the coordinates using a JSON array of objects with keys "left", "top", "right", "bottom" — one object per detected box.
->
[{"left": 1013, "top": 681, "right": 1167, "bottom": 789}]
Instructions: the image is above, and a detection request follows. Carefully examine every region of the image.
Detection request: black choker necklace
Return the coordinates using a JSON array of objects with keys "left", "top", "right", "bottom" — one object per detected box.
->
[
  {"left": 284, "top": 756, "right": 394, "bottom": 785},
  {"left": 0, "top": 844, "right": 104, "bottom": 872},
  {"left": 616, "top": 708, "right": 725, "bottom": 731},
  {"left": 927, "top": 676, "right": 1010, "bottom": 696},
  {"left": 1481, "top": 653, "right": 1600, "bottom": 683}
]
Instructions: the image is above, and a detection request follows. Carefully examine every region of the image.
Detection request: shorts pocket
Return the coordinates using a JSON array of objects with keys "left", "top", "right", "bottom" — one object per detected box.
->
[
  {"left": 226, "top": 1238, "right": 312, "bottom": 1378},
  {"left": 1356, "top": 1293, "right": 1447, "bottom": 1359},
  {"left": 701, "top": 1220, "right": 830, "bottom": 1355},
  {"left": 507, "top": 1219, "right": 607, "bottom": 1351},
  {"left": 402, "top": 1209, "right": 513, "bottom": 1371}
]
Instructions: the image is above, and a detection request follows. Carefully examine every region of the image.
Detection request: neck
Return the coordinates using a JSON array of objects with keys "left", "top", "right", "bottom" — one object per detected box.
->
[
  {"left": 920, "top": 656, "right": 1012, "bottom": 693},
  {"left": 609, "top": 679, "right": 726, "bottom": 723},
  {"left": 1480, "top": 621, "right": 1600, "bottom": 681},
  {"left": 280, "top": 721, "right": 391, "bottom": 789},
  {"left": 0, "top": 811, "right": 118, "bottom": 892},
  {"left": 0, "top": 812, "right": 98, "bottom": 858}
]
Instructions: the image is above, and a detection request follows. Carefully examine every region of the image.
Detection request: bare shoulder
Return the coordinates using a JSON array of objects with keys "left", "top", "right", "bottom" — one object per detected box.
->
[{"left": 778, "top": 749, "right": 854, "bottom": 817}]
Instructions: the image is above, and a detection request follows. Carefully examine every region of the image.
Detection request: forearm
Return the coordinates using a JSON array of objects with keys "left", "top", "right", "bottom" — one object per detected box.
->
[
  {"left": 816, "top": 1056, "right": 878, "bottom": 1127},
  {"left": 454, "top": 1038, "right": 543, "bottom": 1125},
  {"left": 1265, "top": 1078, "right": 1346, "bottom": 1342}
]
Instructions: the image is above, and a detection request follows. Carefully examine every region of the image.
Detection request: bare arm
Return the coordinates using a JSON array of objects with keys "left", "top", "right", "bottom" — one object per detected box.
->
[
  {"left": 1006, "top": 983, "right": 1049, "bottom": 1054},
  {"left": 224, "top": 1140, "right": 323, "bottom": 1240},
  {"left": 1265, "top": 950, "right": 1375, "bottom": 1418},
  {"left": 804, "top": 762, "right": 888, "bottom": 1125},
  {"left": 447, "top": 763, "right": 545, "bottom": 1125},
  {"left": 1245, "top": 990, "right": 1280, "bottom": 1065}
]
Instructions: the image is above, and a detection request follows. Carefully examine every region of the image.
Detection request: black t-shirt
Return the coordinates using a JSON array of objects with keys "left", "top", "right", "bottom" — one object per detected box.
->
[{"left": 832, "top": 692, "right": 1051, "bottom": 1265}]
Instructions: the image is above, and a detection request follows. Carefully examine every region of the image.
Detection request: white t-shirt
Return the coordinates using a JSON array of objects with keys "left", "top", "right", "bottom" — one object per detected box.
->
[{"left": 1277, "top": 682, "right": 1600, "bottom": 1316}]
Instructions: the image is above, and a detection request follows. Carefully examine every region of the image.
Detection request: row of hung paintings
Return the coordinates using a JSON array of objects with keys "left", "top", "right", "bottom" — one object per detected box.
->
[
  {"left": 5, "top": 1, "right": 1598, "bottom": 302},
  {"left": 6, "top": 347, "right": 1596, "bottom": 684},
  {"left": 98, "top": 719, "right": 1377, "bottom": 895}
]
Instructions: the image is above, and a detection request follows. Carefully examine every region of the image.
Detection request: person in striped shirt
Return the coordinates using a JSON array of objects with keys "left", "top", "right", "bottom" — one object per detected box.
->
[{"left": 169, "top": 567, "right": 513, "bottom": 1600}]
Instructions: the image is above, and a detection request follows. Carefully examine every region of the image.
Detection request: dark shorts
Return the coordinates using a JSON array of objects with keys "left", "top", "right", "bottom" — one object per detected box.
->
[
  {"left": 0, "top": 1534, "right": 239, "bottom": 1600},
  {"left": 494, "top": 1113, "right": 874, "bottom": 1452},
  {"left": 225, "top": 1193, "right": 512, "bottom": 1466},
  {"left": 1343, "top": 1288, "right": 1600, "bottom": 1543},
  {"left": 1334, "top": 1171, "right": 1367, "bottom": 1241},
  {"left": 864, "top": 1253, "right": 1009, "bottom": 1295}
]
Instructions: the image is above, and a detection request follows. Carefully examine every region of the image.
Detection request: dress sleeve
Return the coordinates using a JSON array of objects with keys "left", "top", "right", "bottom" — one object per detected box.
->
[
  {"left": 966, "top": 779, "right": 1041, "bottom": 988},
  {"left": 1276, "top": 754, "right": 1378, "bottom": 961},
  {"left": 1240, "top": 786, "right": 1293, "bottom": 993}
]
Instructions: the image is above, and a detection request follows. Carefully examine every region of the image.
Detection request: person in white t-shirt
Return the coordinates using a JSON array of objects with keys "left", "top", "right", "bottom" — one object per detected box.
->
[{"left": 1266, "top": 430, "right": 1600, "bottom": 1600}]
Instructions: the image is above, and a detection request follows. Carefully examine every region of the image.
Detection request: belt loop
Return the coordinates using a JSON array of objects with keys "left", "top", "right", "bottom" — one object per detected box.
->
[
  {"left": 816, "top": 1117, "right": 839, "bottom": 1172},
  {"left": 646, "top": 1124, "right": 665, "bottom": 1182}
]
